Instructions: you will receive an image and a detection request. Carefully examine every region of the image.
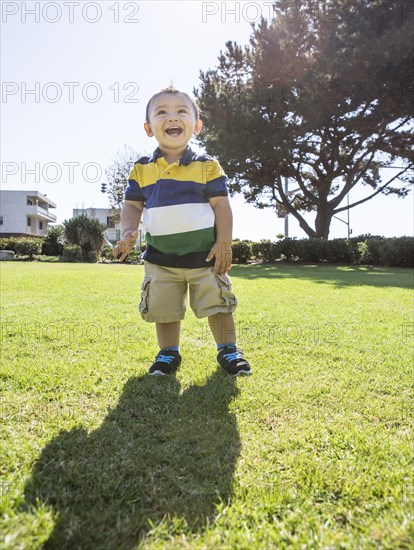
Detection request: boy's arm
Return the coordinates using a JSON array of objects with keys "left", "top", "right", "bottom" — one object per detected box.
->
[
  {"left": 206, "top": 196, "right": 233, "bottom": 275},
  {"left": 113, "top": 200, "right": 144, "bottom": 262}
]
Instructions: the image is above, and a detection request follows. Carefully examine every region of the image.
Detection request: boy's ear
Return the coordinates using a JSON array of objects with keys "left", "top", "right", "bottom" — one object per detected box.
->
[
  {"left": 193, "top": 119, "right": 203, "bottom": 136},
  {"left": 144, "top": 122, "right": 154, "bottom": 137}
]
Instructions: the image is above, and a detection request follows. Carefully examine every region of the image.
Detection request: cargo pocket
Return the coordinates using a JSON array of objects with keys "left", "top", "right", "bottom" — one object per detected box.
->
[
  {"left": 215, "top": 274, "right": 237, "bottom": 307},
  {"left": 138, "top": 277, "right": 151, "bottom": 314}
]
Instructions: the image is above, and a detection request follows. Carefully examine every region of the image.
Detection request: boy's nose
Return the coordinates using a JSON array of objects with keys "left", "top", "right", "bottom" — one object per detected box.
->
[{"left": 167, "top": 113, "right": 179, "bottom": 121}]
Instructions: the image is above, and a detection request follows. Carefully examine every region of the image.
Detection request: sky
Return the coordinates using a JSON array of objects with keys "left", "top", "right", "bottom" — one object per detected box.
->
[{"left": 1, "top": 0, "right": 413, "bottom": 240}]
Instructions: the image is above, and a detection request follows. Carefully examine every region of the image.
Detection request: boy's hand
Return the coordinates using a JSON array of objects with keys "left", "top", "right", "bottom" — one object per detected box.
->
[
  {"left": 206, "top": 242, "right": 232, "bottom": 275},
  {"left": 114, "top": 230, "right": 139, "bottom": 262}
]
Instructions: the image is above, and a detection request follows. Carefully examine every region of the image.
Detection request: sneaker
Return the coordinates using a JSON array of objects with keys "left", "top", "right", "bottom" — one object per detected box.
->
[
  {"left": 148, "top": 350, "right": 182, "bottom": 376},
  {"left": 217, "top": 347, "right": 252, "bottom": 376}
]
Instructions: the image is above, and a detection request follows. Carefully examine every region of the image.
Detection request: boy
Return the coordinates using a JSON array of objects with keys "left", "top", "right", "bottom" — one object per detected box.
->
[{"left": 114, "top": 86, "right": 251, "bottom": 377}]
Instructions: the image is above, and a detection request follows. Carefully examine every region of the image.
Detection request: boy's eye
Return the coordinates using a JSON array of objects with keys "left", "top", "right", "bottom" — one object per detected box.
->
[
  {"left": 178, "top": 109, "right": 188, "bottom": 113},
  {"left": 156, "top": 110, "right": 166, "bottom": 115}
]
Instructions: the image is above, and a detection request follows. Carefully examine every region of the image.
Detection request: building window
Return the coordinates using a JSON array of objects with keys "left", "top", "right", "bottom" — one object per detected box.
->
[
  {"left": 0, "top": 216, "right": 3, "bottom": 225},
  {"left": 39, "top": 221, "right": 43, "bottom": 230},
  {"left": 27, "top": 199, "right": 33, "bottom": 205},
  {"left": 27, "top": 217, "right": 31, "bottom": 226},
  {"left": 107, "top": 216, "right": 115, "bottom": 228}
]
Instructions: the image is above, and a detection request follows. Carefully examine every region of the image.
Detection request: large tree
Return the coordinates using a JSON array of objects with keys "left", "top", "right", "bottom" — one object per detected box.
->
[{"left": 195, "top": 0, "right": 413, "bottom": 238}]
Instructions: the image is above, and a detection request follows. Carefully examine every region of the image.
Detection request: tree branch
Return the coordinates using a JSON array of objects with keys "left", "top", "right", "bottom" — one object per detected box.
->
[
  {"left": 330, "top": 148, "right": 379, "bottom": 209},
  {"left": 273, "top": 179, "right": 316, "bottom": 237},
  {"left": 333, "top": 167, "right": 411, "bottom": 214}
]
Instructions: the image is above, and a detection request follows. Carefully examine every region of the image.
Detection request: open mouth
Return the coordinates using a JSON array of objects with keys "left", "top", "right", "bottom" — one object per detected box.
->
[{"left": 165, "top": 126, "right": 183, "bottom": 136}]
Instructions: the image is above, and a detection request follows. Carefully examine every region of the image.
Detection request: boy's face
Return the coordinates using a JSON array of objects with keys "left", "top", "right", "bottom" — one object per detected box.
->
[{"left": 144, "top": 93, "right": 202, "bottom": 157}]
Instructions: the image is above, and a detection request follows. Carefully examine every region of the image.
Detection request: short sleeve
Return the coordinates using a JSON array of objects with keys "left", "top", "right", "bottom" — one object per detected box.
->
[
  {"left": 124, "top": 164, "right": 145, "bottom": 202},
  {"left": 205, "top": 160, "right": 228, "bottom": 199}
]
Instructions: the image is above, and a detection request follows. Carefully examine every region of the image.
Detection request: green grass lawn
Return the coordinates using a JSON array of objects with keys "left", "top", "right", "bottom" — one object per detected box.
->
[{"left": 1, "top": 262, "right": 413, "bottom": 549}]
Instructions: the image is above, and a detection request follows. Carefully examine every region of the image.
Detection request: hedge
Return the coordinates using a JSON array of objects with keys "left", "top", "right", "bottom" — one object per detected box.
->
[
  {"left": 1, "top": 235, "right": 412, "bottom": 267},
  {"left": 231, "top": 236, "right": 413, "bottom": 267},
  {"left": 0, "top": 237, "right": 43, "bottom": 259},
  {"left": 62, "top": 244, "right": 82, "bottom": 262}
]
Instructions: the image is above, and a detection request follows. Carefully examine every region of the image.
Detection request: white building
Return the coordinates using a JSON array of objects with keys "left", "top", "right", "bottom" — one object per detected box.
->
[
  {"left": 72, "top": 208, "right": 144, "bottom": 245},
  {"left": 0, "top": 190, "right": 57, "bottom": 237}
]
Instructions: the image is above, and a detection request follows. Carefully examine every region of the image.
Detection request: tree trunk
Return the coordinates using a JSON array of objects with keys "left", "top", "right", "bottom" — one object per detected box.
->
[
  {"left": 315, "top": 208, "right": 332, "bottom": 239},
  {"left": 284, "top": 205, "right": 316, "bottom": 238}
]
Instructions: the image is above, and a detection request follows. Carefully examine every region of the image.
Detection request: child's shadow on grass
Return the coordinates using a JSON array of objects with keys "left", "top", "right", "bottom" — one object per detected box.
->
[{"left": 23, "top": 371, "right": 240, "bottom": 549}]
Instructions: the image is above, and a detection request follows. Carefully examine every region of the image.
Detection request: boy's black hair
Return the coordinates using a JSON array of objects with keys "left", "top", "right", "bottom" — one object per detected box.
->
[{"left": 145, "top": 86, "right": 200, "bottom": 122}]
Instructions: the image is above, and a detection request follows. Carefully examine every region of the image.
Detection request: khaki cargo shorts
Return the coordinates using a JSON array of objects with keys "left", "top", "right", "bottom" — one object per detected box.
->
[{"left": 138, "top": 261, "right": 238, "bottom": 323}]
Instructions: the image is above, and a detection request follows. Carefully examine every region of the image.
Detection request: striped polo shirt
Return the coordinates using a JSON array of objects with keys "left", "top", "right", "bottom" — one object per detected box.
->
[{"left": 125, "top": 146, "right": 228, "bottom": 268}]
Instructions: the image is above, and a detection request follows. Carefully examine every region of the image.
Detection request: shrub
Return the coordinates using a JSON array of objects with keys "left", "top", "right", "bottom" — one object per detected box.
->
[
  {"left": 379, "top": 237, "right": 414, "bottom": 267},
  {"left": 232, "top": 240, "right": 252, "bottom": 263},
  {"left": 0, "top": 237, "right": 16, "bottom": 252},
  {"left": 15, "top": 239, "right": 42, "bottom": 259},
  {"left": 63, "top": 215, "right": 107, "bottom": 260},
  {"left": 349, "top": 235, "right": 383, "bottom": 265},
  {"left": 41, "top": 225, "right": 64, "bottom": 256},
  {"left": 324, "top": 239, "right": 354, "bottom": 263},
  {"left": 87, "top": 250, "right": 99, "bottom": 262},
  {"left": 300, "top": 239, "right": 324, "bottom": 262},
  {"left": 17, "top": 239, "right": 43, "bottom": 259},
  {"left": 365, "top": 237, "right": 387, "bottom": 265},
  {"left": 357, "top": 241, "right": 371, "bottom": 263},
  {"left": 100, "top": 245, "right": 115, "bottom": 261},
  {"left": 0, "top": 237, "right": 43, "bottom": 259},
  {"left": 125, "top": 248, "right": 143, "bottom": 263},
  {"left": 251, "top": 240, "right": 276, "bottom": 262},
  {"left": 278, "top": 238, "right": 302, "bottom": 260},
  {"left": 0, "top": 238, "right": 18, "bottom": 253},
  {"left": 36, "top": 256, "right": 60, "bottom": 263},
  {"left": 62, "top": 244, "right": 82, "bottom": 262},
  {"left": 230, "top": 236, "right": 414, "bottom": 266},
  {"left": 399, "top": 237, "right": 414, "bottom": 267},
  {"left": 2, "top": 232, "right": 405, "bottom": 266}
]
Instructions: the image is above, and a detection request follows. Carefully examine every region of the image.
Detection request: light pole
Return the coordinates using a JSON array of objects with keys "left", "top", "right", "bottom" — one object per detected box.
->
[
  {"left": 283, "top": 177, "right": 301, "bottom": 238},
  {"left": 284, "top": 177, "right": 289, "bottom": 238},
  {"left": 333, "top": 164, "right": 410, "bottom": 238},
  {"left": 332, "top": 193, "right": 352, "bottom": 238}
]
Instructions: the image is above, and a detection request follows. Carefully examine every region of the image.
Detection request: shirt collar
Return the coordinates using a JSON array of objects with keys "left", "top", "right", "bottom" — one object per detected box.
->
[{"left": 150, "top": 146, "right": 195, "bottom": 166}]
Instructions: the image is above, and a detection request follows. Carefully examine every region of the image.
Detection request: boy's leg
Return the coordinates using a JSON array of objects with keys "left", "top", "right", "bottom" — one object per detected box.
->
[
  {"left": 208, "top": 312, "right": 236, "bottom": 345},
  {"left": 140, "top": 263, "right": 187, "bottom": 376},
  {"left": 156, "top": 321, "right": 181, "bottom": 348},
  {"left": 149, "top": 321, "right": 182, "bottom": 376},
  {"left": 188, "top": 268, "right": 251, "bottom": 375},
  {"left": 208, "top": 312, "right": 251, "bottom": 376}
]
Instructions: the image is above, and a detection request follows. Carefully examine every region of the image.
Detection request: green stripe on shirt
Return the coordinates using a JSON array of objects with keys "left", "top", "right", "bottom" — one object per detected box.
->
[{"left": 146, "top": 227, "right": 215, "bottom": 255}]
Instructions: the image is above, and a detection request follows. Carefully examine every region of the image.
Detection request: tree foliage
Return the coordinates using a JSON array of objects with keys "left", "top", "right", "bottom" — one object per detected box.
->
[
  {"left": 41, "top": 225, "right": 64, "bottom": 256},
  {"left": 195, "top": 0, "right": 414, "bottom": 238},
  {"left": 63, "top": 215, "right": 107, "bottom": 260},
  {"left": 104, "top": 146, "right": 139, "bottom": 222}
]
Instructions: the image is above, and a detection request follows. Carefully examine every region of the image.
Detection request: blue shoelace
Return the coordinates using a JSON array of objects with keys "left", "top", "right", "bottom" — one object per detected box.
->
[
  {"left": 156, "top": 354, "right": 175, "bottom": 364},
  {"left": 224, "top": 350, "right": 244, "bottom": 362}
]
